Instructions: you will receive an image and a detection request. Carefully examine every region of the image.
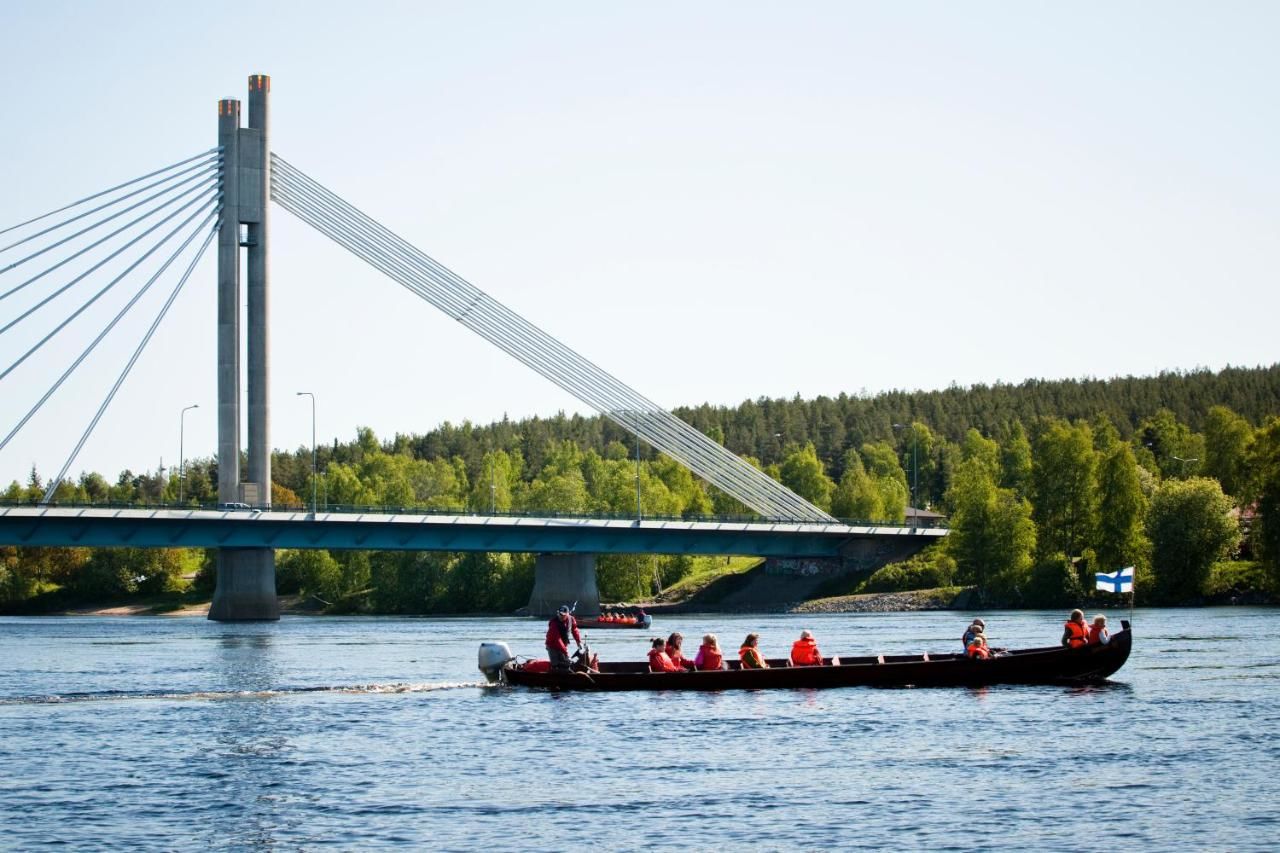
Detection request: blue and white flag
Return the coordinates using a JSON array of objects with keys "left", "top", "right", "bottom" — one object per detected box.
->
[{"left": 1096, "top": 567, "right": 1134, "bottom": 594}]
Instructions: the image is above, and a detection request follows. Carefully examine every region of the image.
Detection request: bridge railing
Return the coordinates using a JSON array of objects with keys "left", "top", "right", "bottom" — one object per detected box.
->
[{"left": 0, "top": 498, "right": 947, "bottom": 529}]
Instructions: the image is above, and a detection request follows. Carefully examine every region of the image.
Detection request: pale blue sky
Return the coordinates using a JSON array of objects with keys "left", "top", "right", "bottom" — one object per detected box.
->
[{"left": 1, "top": 1, "right": 1277, "bottom": 482}]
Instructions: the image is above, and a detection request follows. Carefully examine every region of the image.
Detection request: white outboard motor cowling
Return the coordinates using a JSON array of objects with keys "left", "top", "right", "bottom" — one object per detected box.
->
[{"left": 478, "top": 642, "right": 514, "bottom": 683}]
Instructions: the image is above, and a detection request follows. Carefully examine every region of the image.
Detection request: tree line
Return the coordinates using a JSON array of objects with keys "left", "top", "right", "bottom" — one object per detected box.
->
[{"left": 2, "top": 364, "right": 1278, "bottom": 611}]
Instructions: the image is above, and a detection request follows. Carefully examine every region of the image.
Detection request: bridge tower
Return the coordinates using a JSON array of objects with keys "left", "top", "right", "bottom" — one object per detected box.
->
[{"left": 209, "top": 75, "right": 277, "bottom": 621}]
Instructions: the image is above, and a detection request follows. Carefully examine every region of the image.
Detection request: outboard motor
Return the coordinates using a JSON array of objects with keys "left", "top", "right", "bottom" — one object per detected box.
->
[{"left": 478, "top": 642, "right": 514, "bottom": 683}]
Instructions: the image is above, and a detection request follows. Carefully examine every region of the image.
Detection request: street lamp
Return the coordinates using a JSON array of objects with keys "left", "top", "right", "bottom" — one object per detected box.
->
[
  {"left": 893, "top": 423, "right": 918, "bottom": 529},
  {"left": 635, "top": 431, "right": 642, "bottom": 521},
  {"left": 296, "top": 392, "right": 316, "bottom": 514},
  {"left": 1171, "top": 454, "right": 1199, "bottom": 476},
  {"left": 179, "top": 404, "right": 199, "bottom": 504}
]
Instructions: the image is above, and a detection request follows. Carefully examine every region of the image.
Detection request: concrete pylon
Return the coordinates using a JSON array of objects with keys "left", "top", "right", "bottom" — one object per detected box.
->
[
  {"left": 209, "top": 75, "right": 277, "bottom": 622},
  {"left": 527, "top": 553, "right": 600, "bottom": 618}
]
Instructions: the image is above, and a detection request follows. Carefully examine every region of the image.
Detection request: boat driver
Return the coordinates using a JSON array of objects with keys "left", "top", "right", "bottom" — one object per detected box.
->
[{"left": 545, "top": 605, "right": 582, "bottom": 670}]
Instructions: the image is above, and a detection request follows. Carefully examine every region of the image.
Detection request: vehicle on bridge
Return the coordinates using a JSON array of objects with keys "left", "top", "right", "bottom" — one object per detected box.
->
[{"left": 478, "top": 622, "right": 1132, "bottom": 691}]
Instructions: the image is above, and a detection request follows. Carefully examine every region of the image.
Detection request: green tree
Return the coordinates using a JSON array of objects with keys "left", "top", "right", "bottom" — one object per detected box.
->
[
  {"left": 1032, "top": 420, "right": 1097, "bottom": 561},
  {"left": 999, "top": 420, "right": 1033, "bottom": 499},
  {"left": 1094, "top": 443, "right": 1150, "bottom": 576},
  {"left": 960, "top": 428, "right": 1000, "bottom": 479},
  {"left": 778, "top": 443, "right": 834, "bottom": 511},
  {"left": 831, "top": 451, "right": 883, "bottom": 520},
  {"left": 1136, "top": 409, "right": 1205, "bottom": 479},
  {"left": 1248, "top": 417, "right": 1280, "bottom": 585},
  {"left": 1203, "top": 406, "right": 1253, "bottom": 499},
  {"left": 1147, "top": 477, "right": 1240, "bottom": 601},
  {"left": 945, "top": 458, "right": 1036, "bottom": 597}
]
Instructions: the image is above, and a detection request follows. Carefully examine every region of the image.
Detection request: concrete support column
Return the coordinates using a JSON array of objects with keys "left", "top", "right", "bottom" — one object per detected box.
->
[
  {"left": 527, "top": 553, "right": 600, "bottom": 618},
  {"left": 245, "top": 74, "right": 271, "bottom": 506},
  {"left": 209, "top": 76, "right": 277, "bottom": 622},
  {"left": 215, "top": 99, "right": 241, "bottom": 506}
]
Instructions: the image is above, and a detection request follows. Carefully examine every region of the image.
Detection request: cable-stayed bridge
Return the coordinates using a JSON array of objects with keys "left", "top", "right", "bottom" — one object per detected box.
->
[{"left": 0, "top": 75, "right": 941, "bottom": 619}]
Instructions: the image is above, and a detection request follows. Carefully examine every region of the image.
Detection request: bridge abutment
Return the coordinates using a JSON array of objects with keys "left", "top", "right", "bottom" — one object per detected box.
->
[{"left": 527, "top": 553, "right": 600, "bottom": 618}]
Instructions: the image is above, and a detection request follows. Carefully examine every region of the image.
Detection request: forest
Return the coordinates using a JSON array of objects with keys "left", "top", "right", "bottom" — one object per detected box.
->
[{"left": 2, "top": 364, "right": 1279, "bottom": 612}]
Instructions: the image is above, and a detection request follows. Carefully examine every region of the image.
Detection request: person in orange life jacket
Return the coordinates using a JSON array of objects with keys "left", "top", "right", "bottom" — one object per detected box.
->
[
  {"left": 648, "top": 637, "right": 681, "bottom": 672},
  {"left": 1089, "top": 614, "right": 1110, "bottom": 646},
  {"left": 739, "top": 633, "right": 769, "bottom": 669},
  {"left": 962, "top": 618, "right": 986, "bottom": 651},
  {"left": 789, "top": 629, "right": 823, "bottom": 666},
  {"left": 665, "top": 632, "right": 693, "bottom": 670},
  {"left": 545, "top": 605, "right": 582, "bottom": 670},
  {"left": 1062, "top": 609, "right": 1090, "bottom": 648},
  {"left": 966, "top": 631, "right": 991, "bottom": 659},
  {"left": 694, "top": 633, "right": 726, "bottom": 670}
]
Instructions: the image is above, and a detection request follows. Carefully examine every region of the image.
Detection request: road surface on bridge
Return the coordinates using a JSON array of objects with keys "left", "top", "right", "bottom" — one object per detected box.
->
[{"left": 0, "top": 506, "right": 946, "bottom": 557}]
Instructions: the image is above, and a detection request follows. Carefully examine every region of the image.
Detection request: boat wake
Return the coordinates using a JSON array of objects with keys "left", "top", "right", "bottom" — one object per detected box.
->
[{"left": 0, "top": 680, "right": 492, "bottom": 706}]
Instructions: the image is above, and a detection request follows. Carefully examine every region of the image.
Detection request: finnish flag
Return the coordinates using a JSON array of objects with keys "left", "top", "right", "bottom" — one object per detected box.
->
[{"left": 1096, "top": 567, "right": 1134, "bottom": 594}]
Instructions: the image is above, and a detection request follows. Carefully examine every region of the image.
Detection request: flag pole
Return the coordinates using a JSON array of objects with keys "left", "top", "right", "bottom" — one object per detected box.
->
[{"left": 1129, "top": 566, "right": 1136, "bottom": 628}]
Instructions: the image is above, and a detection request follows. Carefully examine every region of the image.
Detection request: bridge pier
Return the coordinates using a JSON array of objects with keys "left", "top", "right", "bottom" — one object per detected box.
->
[
  {"left": 209, "top": 549, "right": 278, "bottom": 621},
  {"left": 527, "top": 553, "right": 600, "bottom": 618},
  {"left": 210, "top": 74, "right": 277, "bottom": 621}
]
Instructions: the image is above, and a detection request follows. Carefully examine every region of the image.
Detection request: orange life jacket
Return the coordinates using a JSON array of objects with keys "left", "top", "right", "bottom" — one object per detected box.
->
[
  {"left": 1064, "top": 620, "right": 1089, "bottom": 648},
  {"left": 1088, "top": 625, "right": 1109, "bottom": 645},
  {"left": 739, "top": 646, "right": 768, "bottom": 669},
  {"left": 790, "top": 638, "right": 822, "bottom": 666},
  {"left": 648, "top": 648, "right": 679, "bottom": 672},
  {"left": 666, "top": 645, "right": 689, "bottom": 669},
  {"left": 696, "top": 644, "right": 723, "bottom": 671},
  {"left": 967, "top": 642, "right": 990, "bottom": 659}
]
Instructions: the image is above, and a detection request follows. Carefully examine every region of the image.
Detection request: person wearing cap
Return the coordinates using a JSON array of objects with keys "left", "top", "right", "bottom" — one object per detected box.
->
[{"left": 545, "top": 605, "right": 582, "bottom": 670}]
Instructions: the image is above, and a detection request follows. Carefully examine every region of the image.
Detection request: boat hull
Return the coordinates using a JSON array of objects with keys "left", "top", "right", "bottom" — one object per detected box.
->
[{"left": 502, "top": 626, "right": 1132, "bottom": 692}]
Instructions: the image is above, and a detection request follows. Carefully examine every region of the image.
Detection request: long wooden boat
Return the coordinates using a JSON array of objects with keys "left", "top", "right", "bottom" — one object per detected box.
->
[
  {"left": 572, "top": 613, "right": 653, "bottom": 630},
  {"left": 498, "top": 621, "right": 1131, "bottom": 691}
]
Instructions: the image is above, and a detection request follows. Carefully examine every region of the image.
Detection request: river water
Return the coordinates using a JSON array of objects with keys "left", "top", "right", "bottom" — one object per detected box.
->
[{"left": 1, "top": 608, "right": 1277, "bottom": 850}]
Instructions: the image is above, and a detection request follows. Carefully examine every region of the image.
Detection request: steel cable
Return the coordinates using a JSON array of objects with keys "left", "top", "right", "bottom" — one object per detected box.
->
[
  {"left": 0, "top": 202, "right": 221, "bottom": 457},
  {"left": 0, "top": 183, "right": 219, "bottom": 336},
  {"left": 0, "top": 148, "right": 220, "bottom": 238},
  {"left": 0, "top": 154, "right": 221, "bottom": 258},
  {"left": 269, "top": 158, "right": 832, "bottom": 521},
  {"left": 40, "top": 210, "right": 221, "bottom": 503},
  {"left": 271, "top": 180, "right": 802, "bottom": 518},
  {"left": 0, "top": 196, "right": 222, "bottom": 383}
]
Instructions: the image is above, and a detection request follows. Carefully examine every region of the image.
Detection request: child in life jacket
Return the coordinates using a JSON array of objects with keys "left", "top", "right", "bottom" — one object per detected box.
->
[
  {"left": 1062, "top": 609, "right": 1090, "bottom": 648},
  {"left": 694, "top": 634, "right": 726, "bottom": 670},
  {"left": 647, "top": 637, "right": 681, "bottom": 672},
  {"left": 966, "top": 632, "right": 991, "bottom": 659},
  {"left": 1089, "top": 614, "right": 1110, "bottom": 645}
]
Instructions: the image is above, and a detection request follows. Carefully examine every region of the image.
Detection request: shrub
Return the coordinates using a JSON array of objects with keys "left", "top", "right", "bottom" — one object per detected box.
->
[{"left": 865, "top": 549, "right": 956, "bottom": 593}]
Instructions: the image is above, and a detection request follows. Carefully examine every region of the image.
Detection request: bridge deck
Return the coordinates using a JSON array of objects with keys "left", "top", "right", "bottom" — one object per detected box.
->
[{"left": 0, "top": 507, "right": 945, "bottom": 557}]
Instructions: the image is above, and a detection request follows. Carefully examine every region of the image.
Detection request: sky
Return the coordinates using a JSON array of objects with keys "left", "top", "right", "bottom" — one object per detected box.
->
[{"left": 0, "top": 1, "right": 1277, "bottom": 484}]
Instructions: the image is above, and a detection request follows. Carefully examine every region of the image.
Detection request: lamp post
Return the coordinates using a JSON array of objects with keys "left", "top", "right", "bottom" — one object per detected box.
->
[
  {"left": 635, "top": 431, "right": 642, "bottom": 521},
  {"left": 893, "top": 423, "right": 918, "bottom": 529},
  {"left": 296, "top": 392, "right": 316, "bottom": 514},
  {"left": 179, "top": 404, "right": 199, "bottom": 504},
  {"left": 1171, "top": 454, "right": 1199, "bottom": 477}
]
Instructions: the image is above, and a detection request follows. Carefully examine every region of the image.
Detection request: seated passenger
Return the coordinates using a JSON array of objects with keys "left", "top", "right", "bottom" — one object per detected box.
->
[
  {"left": 966, "top": 632, "right": 990, "bottom": 659},
  {"left": 647, "top": 637, "right": 681, "bottom": 672},
  {"left": 666, "top": 632, "right": 693, "bottom": 669},
  {"left": 789, "top": 630, "right": 823, "bottom": 666},
  {"left": 739, "top": 633, "right": 769, "bottom": 669},
  {"left": 1062, "top": 609, "right": 1089, "bottom": 648},
  {"left": 1089, "top": 614, "right": 1110, "bottom": 646},
  {"left": 694, "top": 633, "right": 726, "bottom": 671},
  {"left": 962, "top": 618, "right": 986, "bottom": 651}
]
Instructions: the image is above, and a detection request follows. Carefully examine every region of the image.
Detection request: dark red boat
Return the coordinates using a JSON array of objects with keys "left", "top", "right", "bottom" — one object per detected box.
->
[{"left": 488, "top": 621, "right": 1132, "bottom": 691}]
